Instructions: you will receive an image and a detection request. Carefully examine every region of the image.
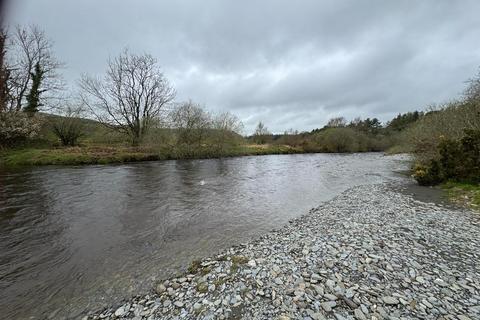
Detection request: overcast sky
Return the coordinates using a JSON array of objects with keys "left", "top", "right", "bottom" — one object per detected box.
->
[{"left": 5, "top": 1, "right": 480, "bottom": 133}]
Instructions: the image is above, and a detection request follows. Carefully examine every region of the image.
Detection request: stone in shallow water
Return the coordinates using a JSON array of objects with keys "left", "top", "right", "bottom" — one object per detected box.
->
[{"left": 155, "top": 283, "right": 166, "bottom": 294}]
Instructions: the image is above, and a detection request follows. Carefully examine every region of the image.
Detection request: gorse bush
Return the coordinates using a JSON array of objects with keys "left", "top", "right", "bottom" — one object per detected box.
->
[
  {"left": 0, "top": 112, "right": 41, "bottom": 147},
  {"left": 413, "top": 129, "right": 480, "bottom": 185}
]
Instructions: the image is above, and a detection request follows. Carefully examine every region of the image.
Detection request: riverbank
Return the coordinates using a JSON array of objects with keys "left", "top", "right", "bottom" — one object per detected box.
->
[
  {"left": 442, "top": 182, "right": 480, "bottom": 211},
  {"left": 86, "top": 183, "right": 480, "bottom": 320},
  {"left": 0, "top": 144, "right": 303, "bottom": 167}
]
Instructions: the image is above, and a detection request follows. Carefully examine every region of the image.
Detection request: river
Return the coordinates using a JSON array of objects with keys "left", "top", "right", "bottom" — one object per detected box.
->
[{"left": 0, "top": 153, "right": 409, "bottom": 319}]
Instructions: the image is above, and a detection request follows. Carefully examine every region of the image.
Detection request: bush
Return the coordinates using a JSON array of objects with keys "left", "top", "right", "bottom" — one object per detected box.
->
[
  {"left": 0, "top": 112, "right": 41, "bottom": 147},
  {"left": 51, "top": 111, "right": 85, "bottom": 146},
  {"left": 413, "top": 161, "right": 443, "bottom": 186},
  {"left": 311, "top": 127, "right": 389, "bottom": 153},
  {"left": 413, "top": 129, "right": 480, "bottom": 185},
  {"left": 404, "top": 100, "right": 480, "bottom": 163}
]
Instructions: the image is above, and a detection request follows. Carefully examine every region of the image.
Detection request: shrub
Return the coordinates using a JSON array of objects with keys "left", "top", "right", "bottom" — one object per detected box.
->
[
  {"left": 413, "top": 160, "right": 443, "bottom": 186},
  {"left": 404, "top": 100, "right": 480, "bottom": 164},
  {"left": 0, "top": 112, "right": 41, "bottom": 147},
  {"left": 51, "top": 113, "right": 85, "bottom": 146},
  {"left": 413, "top": 129, "right": 480, "bottom": 185},
  {"left": 311, "top": 127, "right": 389, "bottom": 153}
]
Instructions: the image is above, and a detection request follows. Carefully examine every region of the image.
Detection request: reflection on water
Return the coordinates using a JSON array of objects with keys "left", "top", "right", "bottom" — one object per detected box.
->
[{"left": 0, "top": 153, "right": 409, "bottom": 319}]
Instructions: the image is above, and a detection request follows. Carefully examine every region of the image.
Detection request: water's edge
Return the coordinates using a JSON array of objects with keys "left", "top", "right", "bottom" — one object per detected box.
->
[{"left": 0, "top": 153, "right": 411, "bottom": 319}]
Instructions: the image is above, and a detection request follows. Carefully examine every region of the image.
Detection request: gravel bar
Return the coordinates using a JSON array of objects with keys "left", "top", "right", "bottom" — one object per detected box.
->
[{"left": 87, "top": 183, "right": 480, "bottom": 320}]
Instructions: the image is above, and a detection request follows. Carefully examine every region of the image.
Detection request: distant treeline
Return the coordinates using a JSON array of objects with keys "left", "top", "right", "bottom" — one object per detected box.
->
[
  {"left": 1, "top": 24, "right": 479, "bottom": 182},
  {"left": 248, "top": 112, "right": 422, "bottom": 153}
]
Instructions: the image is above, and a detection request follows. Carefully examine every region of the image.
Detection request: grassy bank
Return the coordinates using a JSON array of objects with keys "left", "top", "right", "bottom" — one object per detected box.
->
[
  {"left": 0, "top": 144, "right": 304, "bottom": 167},
  {"left": 441, "top": 181, "right": 480, "bottom": 211}
]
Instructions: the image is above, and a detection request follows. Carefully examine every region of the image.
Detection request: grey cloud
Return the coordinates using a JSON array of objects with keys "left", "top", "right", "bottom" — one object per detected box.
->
[{"left": 6, "top": 0, "right": 480, "bottom": 133}]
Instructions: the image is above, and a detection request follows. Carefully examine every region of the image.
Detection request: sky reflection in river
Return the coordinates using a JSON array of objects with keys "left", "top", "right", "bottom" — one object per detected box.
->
[{"left": 0, "top": 153, "right": 409, "bottom": 319}]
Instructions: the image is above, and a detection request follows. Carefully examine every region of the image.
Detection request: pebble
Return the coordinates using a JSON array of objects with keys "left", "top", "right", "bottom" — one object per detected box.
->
[
  {"left": 320, "top": 301, "right": 337, "bottom": 312},
  {"left": 383, "top": 296, "right": 399, "bottom": 305}
]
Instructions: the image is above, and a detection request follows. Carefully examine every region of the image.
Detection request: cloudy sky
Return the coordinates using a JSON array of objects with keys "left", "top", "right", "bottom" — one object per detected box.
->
[{"left": 5, "top": 1, "right": 480, "bottom": 133}]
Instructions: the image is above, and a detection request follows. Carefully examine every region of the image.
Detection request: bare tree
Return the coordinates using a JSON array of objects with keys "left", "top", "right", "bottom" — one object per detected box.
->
[
  {"left": 79, "top": 50, "right": 175, "bottom": 145},
  {"left": 254, "top": 121, "right": 269, "bottom": 136},
  {"left": 465, "top": 69, "right": 480, "bottom": 102},
  {"left": 50, "top": 104, "right": 85, "bottom": 146},
  {"left": 170, "top": 100, "right": 211, "bottom": 145},
  {"left": 212, "top": 111, "right": 243, "bottom": 149},
  {"left": 213, "top": 111, "right": 243, "bottom": 135},
  {"left": 7, "top": 25, "right": 63, "bottom": 112},
  {"left": 253, "top": 121, "right": 271, "bottom": 144},
  {"left": 326, "top": 116, "right": 347, "bottom": 128}
]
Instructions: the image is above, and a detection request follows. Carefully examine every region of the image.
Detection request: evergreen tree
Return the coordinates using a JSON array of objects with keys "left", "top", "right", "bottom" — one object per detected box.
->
[{"left": 24, "top": 62, "right": 44, "bottom": 114}]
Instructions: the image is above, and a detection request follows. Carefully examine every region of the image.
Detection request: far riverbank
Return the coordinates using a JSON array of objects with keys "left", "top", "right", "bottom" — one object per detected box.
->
[{"left": 0, "top": 144, "right": 303, "bottom": 167}]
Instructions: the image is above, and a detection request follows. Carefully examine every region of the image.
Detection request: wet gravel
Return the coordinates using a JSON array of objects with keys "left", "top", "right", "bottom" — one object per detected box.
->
[{"left": 87, "top": 183, "right": 480, "bottom": 320}]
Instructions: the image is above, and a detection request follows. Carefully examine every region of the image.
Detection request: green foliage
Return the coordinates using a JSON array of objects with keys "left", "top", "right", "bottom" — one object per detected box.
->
[
  {"left": 24, "top": 63, "right": 44, "bottom": 114},
  {"left": 348, "top": 117, "right": 383, "bottom": 135},
  {"left": 442, "top": 181, "right": 480, "bottom": 209},
  {"left": 413, "top": 161, "right": 443, "bottom": 186},
  {"left": 413, "top": 129, "right": 480, "bottom": 185},
  {"left": 386, "top": 111, "right": 422, "bottom": 132}
]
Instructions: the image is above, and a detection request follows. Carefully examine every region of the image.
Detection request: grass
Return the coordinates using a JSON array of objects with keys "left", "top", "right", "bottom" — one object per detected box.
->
[
  {"left": 442, "top": 181, "right": 480, "bottom": 210},
  {"left": 0, "top": 143, "right": 305, "bottom": 167},
  {"left": 187, "top": 259, "right": 203, "bottom": 274},
  {"left": 0, "top": 146, "right": 161, "bottom": 166}
]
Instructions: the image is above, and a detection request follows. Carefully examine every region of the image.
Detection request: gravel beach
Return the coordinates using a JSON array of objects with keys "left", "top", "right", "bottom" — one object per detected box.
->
[{"left": 87, "top": 183, "right": 480, "bottom": 320}]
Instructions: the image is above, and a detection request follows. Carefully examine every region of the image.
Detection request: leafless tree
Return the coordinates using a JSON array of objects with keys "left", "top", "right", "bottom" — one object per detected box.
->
[
  {"left": 465, "top": 69, "right": 480, "bottom": 102},
  {"left": 7, "top": 25, "right": 63, "bottom": 112},
  {"left": 170, "top": 100, "right": 211, "bottom": 145},
  {"left": 212, "top": 111, "right": 243, "bottom": 149},
  {"left": 253, "top": 121, "right": 271, "bottom": 144},
  {"left": 326, "top": 116, "right": 347, "bottom": 128},
  {"left": 213, "top": 111, "right": 243, "bottom": 135},
  {"left": 79, "top": 50, "right": 176, "bottom": 145},
  {"left": 50, "top": 104, "right": 85, "bottom": 146}
]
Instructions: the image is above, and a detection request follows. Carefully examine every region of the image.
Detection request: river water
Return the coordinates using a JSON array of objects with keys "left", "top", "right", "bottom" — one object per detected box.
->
[{"left": 0, "top": 153, "right": 409, "bottom": 319}]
